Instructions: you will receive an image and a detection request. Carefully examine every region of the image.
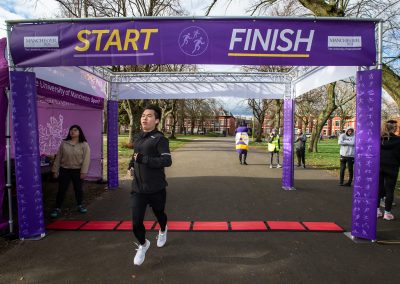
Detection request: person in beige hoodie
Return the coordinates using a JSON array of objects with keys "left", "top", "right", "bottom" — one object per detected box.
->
[{"left": 50, "top": 125, "right": 90, "bottom": 218}]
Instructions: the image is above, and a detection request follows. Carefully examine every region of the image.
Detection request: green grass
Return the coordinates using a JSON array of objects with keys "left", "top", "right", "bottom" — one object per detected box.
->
[
  {"left": 103, "top": 135, "right": 399, "bottom": 193},
  {"left": 102, "top": 134, "right": 198, "bottom": 178},
  {"left": 306, "top": 139, "right": 342, "bottom": 170}
]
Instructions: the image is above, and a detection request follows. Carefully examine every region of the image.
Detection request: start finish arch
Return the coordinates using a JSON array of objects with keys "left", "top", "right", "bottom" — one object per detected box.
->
[{"left": 5, "top": 16, "right": 382, "bottom": 241}]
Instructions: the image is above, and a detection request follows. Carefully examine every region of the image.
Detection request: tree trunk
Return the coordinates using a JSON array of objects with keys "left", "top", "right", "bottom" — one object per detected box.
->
[
  {"left": 255, "top": 122, "right": 263, "bottom": 142},
  {"left": 308, "top": 83, "right": 337, "bottom": 152},
  {"left": 274, "top": 100, "right": 283, "bottom": 133},
  {"left": 122, "top": 100, "right": 143, "bottom": 146},
  {"left": 190, "top": 120, "right": 195, "bottom": 135}
]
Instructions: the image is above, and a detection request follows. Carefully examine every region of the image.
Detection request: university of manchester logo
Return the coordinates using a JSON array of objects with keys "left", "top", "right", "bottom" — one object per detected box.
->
[{"left": 178, "top": 26, "right": 209, "bottom": 56}]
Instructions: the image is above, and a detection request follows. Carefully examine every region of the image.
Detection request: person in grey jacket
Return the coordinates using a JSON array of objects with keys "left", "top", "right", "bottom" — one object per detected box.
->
[
  {"left": 338, "top": 127, "right": 355, "bottom": 186},
  {"left": 295, "top": 129, "right": 307, "bottom": 168}
]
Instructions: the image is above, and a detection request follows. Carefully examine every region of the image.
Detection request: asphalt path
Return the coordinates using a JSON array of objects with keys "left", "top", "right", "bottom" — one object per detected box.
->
[{"left": 0, "top": 137, "right": 399, "bottom": 283}]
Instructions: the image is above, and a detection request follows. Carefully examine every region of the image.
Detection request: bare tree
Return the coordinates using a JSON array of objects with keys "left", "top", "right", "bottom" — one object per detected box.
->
[
  {"left": 295, "top": 90, "right": 325, "bottom": 133},
  {"left": 205, "top": 0, "right": 400, "bottom": 106},
  {"left": 335, "top": 81, "right": 357, "bottom": 133},
  {"left": 381, "top": 95, "right": 400, "bottom": 121},
  {"left": 247, "top": 99, "right": 274, "bottom": 142}
]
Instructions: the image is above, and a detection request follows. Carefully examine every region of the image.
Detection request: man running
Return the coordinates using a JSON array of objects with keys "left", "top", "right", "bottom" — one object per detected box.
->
[{"left": 128, "top": 105, "right": 172, "bottom": 266}]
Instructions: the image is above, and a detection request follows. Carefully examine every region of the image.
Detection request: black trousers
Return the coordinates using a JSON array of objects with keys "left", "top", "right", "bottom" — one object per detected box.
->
[
  {"left": 377, "top": 166, "right": 398, "bottom": 212},
  {"left": 132, "top": 189, "right": 167, "bottom": 245},
  {"left": 56, "top": 167, "right": 83, "bottom": 208},
  {"left": 239, "top": 153, "right": 247, "bottom": 163},
  {"left": 339, "top": 156, "right": 354, "bottom": 184},
  {"left": 270, "top": 151, "right": 280, "bottom": 164},
  {"left": 296, "top": 148, "right": 305, "bottom": 166}
]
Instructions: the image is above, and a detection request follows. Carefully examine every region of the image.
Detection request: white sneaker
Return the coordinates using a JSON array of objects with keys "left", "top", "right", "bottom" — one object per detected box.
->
[
  {"left": 157, "top": 225, "right": 168, "bottom": 248},
  {"left": 133, "top": 239, "right": 150, "bottom": 266},
  {"left": 269, "top": 164, "right": 273, "bottom": 169},
  {"left": 383, "top": 211, "right": 395, "bottom": 221},
  {"left": 377, "top": 208, "right": 383, "bottom": 218},
  {"left": 277, "top": 164, "right": 282, "bottom": 168}
]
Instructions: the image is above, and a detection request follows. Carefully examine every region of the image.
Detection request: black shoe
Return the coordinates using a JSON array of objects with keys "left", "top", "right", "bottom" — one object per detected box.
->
[
  {"left": 344, "top": 182, "right": 352, "bottom": 187},
  {"left": 243, "top": 162, "right": 248, "bottom": 165},
  {"left": 240, "top": 161, "right": 243, "bottom": 165}
]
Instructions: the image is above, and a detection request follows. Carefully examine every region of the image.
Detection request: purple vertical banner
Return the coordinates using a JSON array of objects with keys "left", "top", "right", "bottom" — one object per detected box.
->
[
  {"left": 10, "top": 71, "right": 45, "bottom": 239},
  {"left": 351, "top": 69, "right": 382, "bottom": 241},
  {"left": 0, "top": 37, "right": 9, "bottom": 231},
  {"left": 282, "top": 99, "right": 295, "bottom": 190},
  {"left": 107, "top": 100, "right": 119, "bottom": 189}
]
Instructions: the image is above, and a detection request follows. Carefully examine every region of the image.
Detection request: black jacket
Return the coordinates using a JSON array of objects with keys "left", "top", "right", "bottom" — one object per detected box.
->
[
  {"left": 380, "top": 133, "right": 400, "bottom": 168},
  {"left": 129, "top": 130, "right": 172, "bottom": 194}
]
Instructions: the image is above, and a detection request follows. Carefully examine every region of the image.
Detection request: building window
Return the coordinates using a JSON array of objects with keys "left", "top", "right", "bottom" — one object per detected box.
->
[{"left": 335, "top": 121, "right": 340, "bottom": 127}]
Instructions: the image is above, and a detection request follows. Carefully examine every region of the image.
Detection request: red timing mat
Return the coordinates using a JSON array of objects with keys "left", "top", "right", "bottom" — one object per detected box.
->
[
  {"left": 302, "top": 222, "right": 344, "bottom": 232},
  {"left": 47, "top": 220, "right": 344, "bottom": 233},
  {"left": 46, "top": 220, "right": 86, "bottom": 230},
  {"left": 154, "top": 221, "right": 191, "bottom": 231},
  {"left": 230, "top": 221, "right": 267, "bottom": 231},
  {"left": 80, "top": 221, "right": 121, "bottom": 231},
  {"left": 267, "top": 221, "right": 306, "bottom": 231},
  {"left": 192, "top": 221, "right": 229, "bottom": 231},
  {"left": 115, "top": 221, "right": 155, "bottom": 231}
]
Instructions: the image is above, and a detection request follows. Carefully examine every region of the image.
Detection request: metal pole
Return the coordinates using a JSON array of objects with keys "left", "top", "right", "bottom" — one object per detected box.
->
[
  {"left": 377, "top": 21, "right": 383, "bottom": 70},
  {"left": 5, "top": 88, "right": 13, "bottom": 234},
  {"left": 5, "top": 22, "right": 15, "bottom": 234}
]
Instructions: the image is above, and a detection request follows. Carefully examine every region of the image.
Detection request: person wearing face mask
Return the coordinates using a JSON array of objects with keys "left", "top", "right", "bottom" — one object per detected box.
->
[
  {"left": 128, "top": 105, "right": 172, "bottom": 266},
  {"left": 338, "top": 127, "right": 355, "bottom": 187}
]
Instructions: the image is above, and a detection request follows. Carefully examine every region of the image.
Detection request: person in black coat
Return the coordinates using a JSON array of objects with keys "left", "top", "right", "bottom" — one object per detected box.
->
[
  {"left": 128, "top": 105, "right": 172, "bottom": 265},
  {"left": 377, "top": 120, "right": 400, "bottom": 221}
]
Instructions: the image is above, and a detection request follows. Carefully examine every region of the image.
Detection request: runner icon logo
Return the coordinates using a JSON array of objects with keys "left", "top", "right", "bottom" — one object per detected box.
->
[{"left": 178, "top": 26, "right": 209, "bottom": 56}]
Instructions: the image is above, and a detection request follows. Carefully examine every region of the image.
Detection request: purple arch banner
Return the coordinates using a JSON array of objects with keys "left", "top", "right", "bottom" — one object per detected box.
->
[{"left": 10, "top": 19, "right": 375, "bottom": 67}]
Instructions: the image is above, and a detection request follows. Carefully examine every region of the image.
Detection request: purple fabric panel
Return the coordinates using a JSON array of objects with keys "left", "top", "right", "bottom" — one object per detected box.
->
[
  {"left": 107, "top": 101, "right": 119, "bottom": 188},
  {"left": 235, "top": 126, "right": 248, "bottom": 133},
  {"left": 36, "top": 99, "right": 103, "bottom": 179},
  {"left": 10, "top": 71, "right": 45, "bottom": 239},
  {"left": 282, "top": 99, "right": 294, "bottom": 189},
  {"left": 10, "top": 20, "right": 376, "bottom": 67},
  {"left": 351, "top": 70, "right": 382, "bottom": 241},
  {"left": 0, "top": 37, "right": 9, "bottom": 229},
  {"left": 37, "top": 78, "right": 104, "bottom": 109}
]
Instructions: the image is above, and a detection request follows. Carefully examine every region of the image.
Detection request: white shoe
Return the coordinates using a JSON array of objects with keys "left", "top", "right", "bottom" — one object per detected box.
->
[
  {"left": 157, "top": 225, "right": 168, "bottom": 248},
  {"left": 383, "top": 211, "right": 395, "bottom": 221},
  {"left": 133, "top": 239, "right": 150, "bottom": 266},
  {"left": 269, "top": 164, "right": 273, "bottom": 169},
  {"left": 277, "top": 164, "right": 282, "bottom": 168},
  {"left": 377, "top": 208, "right": 383, "bottom": 218}
]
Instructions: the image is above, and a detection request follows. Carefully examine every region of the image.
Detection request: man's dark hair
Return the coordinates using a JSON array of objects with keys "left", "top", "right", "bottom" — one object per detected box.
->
[
  {"left": 386, "top": 119, "right": 398, "bottom": 124},
  {"left": 144, "top": 104, "right": 162, "bottom": 120}
]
